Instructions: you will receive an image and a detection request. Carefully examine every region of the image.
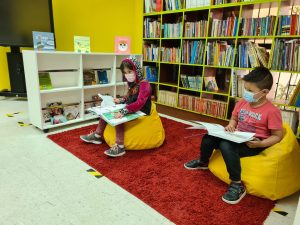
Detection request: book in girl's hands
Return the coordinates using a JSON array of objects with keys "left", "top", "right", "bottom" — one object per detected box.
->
[
  {"left": 87, "top": 104, "right": 145, "bottom": 126},
  {"left": 188, "top": 121, "right": 255, "bottom": 143}
]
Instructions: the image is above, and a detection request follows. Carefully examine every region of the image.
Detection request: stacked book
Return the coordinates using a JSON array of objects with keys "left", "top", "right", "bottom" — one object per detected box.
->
[
  {"left": 277, "top": 14, "right": 300, "bottom": 35},
  {"left": 184, "top": 20, "right": 208, "bottom": 37},
  {"left": 197, "top": 98, "right": 227, "bottom": 119},
  {"left": 143, "top": 43, "right": 159, "bottom": 61},
  {"left": 206, "top": 41, "right": 234, "bottom": 66},
  {"left": 158, "top": 90, "right": 177, "bottom": 107},
  {"left": 162, "top": 22, "right": 182, "bottom": 38},
  {"left": 144, "top": 18, "right": 161, "bottom": 38},
  {"left": 186, "top": 0, "right": 210, "bottom": 8},
  {"left": 180, "top": 74, "right": 202, "bottom": 90},
  {"left": 144, "top": 66, "right": 158, "bottom": 82},
  {"left": 178, "top": 94, "right": 201, "bottom": 111},
  {"left": 271, "top": 39, "right": 300, "bottom": 71},
  {"left": 237, "top": 42, "right": 269, "bottom": 68},
  {"left": 210, "top": 16, "right": 238, "bottom": 37},
  {"left": 240, "top": 16, "right": 276, "bottom": 36},
  {"left": 161, "top": 47, "right": 180, "bottom": 63},
  {"left": 182, "top": 40, "right": 205, "bottom": 64}
]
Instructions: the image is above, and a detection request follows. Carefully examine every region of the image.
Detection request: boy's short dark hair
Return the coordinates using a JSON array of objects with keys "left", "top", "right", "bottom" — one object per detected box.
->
[{"left": 242, "top": 67, "right": 273, "bottom": 90}]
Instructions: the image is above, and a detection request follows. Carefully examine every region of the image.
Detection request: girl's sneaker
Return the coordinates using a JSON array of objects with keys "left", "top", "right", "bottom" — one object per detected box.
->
[
  {"left": 80, "top": 131, "right": 102, "bottom": 144},
  {"left": 222, "top": 182, "right": 246, "bottom": 204},
  {"left": 104, "top": 144, "right": 126, "bottom": 157},
  {"left": 184, "top": 159, "right": 209, "bottom": 170}
]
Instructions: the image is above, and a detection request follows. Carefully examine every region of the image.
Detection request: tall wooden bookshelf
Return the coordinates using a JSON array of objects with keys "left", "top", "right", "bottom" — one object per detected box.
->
[{"left": 143, "top": 0, "right": 300, "bottom": 138}]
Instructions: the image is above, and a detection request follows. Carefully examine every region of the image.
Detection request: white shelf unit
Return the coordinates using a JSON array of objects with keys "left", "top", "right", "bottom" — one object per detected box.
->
[{"left": 22, "top": 50, "right": 142, "bottom": 131}]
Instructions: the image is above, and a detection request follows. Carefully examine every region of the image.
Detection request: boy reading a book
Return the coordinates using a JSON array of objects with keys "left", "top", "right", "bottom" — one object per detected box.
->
[
  {"left": 184, "top": 67, "right": 283, "bottom": 204},
  {"left": 80, "top": 56, "right": 152, "bottom": 157}
]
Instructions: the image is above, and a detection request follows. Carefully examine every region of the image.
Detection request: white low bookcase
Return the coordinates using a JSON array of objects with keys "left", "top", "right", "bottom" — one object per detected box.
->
[{"left": 22, "top": 50, "right": 141, "bottom": 132}]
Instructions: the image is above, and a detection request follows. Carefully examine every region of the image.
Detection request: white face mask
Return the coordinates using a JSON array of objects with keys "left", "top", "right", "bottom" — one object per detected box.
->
[{"left": 125, "top": 73, "right": 135, "bottom": 82}]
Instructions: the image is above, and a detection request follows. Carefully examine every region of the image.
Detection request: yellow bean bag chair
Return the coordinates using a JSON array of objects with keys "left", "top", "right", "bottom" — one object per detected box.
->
[
  {"left": 208, "top": 124, "right": 300, "bottom": 200},
  {"left": 103, "top": 102, "right": 165, "bottom": 150}
]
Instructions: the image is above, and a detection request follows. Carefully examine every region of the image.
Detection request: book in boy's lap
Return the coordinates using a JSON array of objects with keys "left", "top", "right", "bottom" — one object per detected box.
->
[{"left": 188, "top": 121, "right": 255, "bottom": 143}]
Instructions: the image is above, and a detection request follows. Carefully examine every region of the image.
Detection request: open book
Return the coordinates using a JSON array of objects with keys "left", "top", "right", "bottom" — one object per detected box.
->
[
  {"left": 188, "top": 121, "right": 255, "bottom": 143},
  {"left": 87, "top": 95, "right": 145, "bottom": 126}
]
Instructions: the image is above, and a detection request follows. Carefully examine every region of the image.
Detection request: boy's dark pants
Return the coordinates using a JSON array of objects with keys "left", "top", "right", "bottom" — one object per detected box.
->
[{"left": 200, "top": 134, "right": 265, "bottom": 181}]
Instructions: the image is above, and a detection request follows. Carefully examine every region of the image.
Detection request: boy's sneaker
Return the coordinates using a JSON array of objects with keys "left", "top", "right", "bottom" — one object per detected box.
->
[
  {"left": 184, "top": 159, "right": 209, "bottom": 170},
  {"left": 104, "top": 144, "right": 126, "bottom": 157},
  {"left": 222, "top": 182, "right": 246, "bottom": 204},
  {"left": 80, "top": 131, "right": 102, "bottom": 144}
]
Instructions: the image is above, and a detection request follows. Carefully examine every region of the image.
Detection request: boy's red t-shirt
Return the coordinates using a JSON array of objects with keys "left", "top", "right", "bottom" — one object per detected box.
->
[{"left": 232, "top": 99, "right": 282, "bottom": 139}]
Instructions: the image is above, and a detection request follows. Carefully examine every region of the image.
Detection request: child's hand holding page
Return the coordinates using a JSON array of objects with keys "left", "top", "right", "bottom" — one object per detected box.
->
[
  {"left": 114, "top": 112, "right": 123, "bottom": 119},
  {"left": 225, "top": 124, "right": 236, "bottom": 132}
]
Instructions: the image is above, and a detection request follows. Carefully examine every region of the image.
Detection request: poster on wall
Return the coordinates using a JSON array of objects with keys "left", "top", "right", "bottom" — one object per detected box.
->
[
  {"left": 74, "top": 36, "right": 91, "bottom": 53},
  {"left": 32, "top": 31, "right": 55, "bottom": 51},
  {"left": 114, "top": 36, "right": 131, "bottom": 54}
]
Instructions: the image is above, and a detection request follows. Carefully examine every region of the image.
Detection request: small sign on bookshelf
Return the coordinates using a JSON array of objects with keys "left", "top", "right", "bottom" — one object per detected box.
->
[
  {"left": 32, "top": 31, "right": 55, "bottom": 51},
  {"left": 74, "top": 36, "right": 91, "bottom": 53},
  {"left": 115, "top": 36, "right": 131, "bottom": 54}
]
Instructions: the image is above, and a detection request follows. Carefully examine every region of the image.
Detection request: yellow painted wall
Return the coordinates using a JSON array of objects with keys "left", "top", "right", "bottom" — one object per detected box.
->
[
  {"left": 0, "top": 47, "right": 10, "bottom": 91},
  {"left": 0, "top": 0, "right": 143, "bottom": 91}
]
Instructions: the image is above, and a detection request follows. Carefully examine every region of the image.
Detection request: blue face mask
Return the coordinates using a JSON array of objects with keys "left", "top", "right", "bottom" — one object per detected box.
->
[{"left": 243, "top": 89, "right": 261, "bottom": 103}]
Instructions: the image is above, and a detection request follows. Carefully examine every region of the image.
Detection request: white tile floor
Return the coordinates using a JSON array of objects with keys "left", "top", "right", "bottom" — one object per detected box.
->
[{"left": 0, "top": 97, "right": 299, "bottom": 225}]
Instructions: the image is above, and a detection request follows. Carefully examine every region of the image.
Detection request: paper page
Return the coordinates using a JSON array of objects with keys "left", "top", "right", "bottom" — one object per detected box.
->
[
  {"left": 213, "top": 131, "right": 255, "bottom": 143},
  {"left": 88, "top": 104, "right": 126, "bottom": 115},
  {"left": 98, "top": 94, "right": 115, "bottom": 107},
  {"left": 101, "top": 111, "right": 145, "bottom": 126},
  {"left": 192, "top": 121, "right": 224, "bottom": 133}
]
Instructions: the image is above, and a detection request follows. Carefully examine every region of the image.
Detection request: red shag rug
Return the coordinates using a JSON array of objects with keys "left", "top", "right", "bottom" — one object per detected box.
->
[{"left": 48, "top": 117, "right": 274, "bottom": 225}]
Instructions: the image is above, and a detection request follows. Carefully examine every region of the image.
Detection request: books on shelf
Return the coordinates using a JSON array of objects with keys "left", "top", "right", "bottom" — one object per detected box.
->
[
  {"left": 143, "top": 43, "right": 159, "bottom": 61},
  {"left": 63, "top": 104, "right": 80, "bottom": 121},
  {"left": 178, "top": 94, "right": 201, "bottom": 111},
  {"left": 288, "top": 80, "right": 300, "bottom": 106},
  {"left": 281, "top": 110, "right": 299, "bottom": 133},
  {"left": 204, "top": 76, "right": 219, "bottom": 92},
  {"left": 144, "top": 18, "right": 161, "bottom": 38},
  {"left": 271, "top": 39, "right": 300, "bottom": 72},
  {"left": 144, "top": 66, "right": 158, "bottom": 82},
  {"left": 182, "top": 40, "right": 205, "bottom": 65},
  {"left": 32, "top": 31, "right": 55, "bottom": 51},
  {"left": 96, "top": 69, "right": 109, "bottom": 84},
  {"left": 162, "top": 22, "right": 182, "bottom": 38},
  {"left": 158, "top": 90, "right": 177, "bottom": 107},
  {"left": 188, "top": 121, "right": 255, "bottom": 143},
  {"left": 161, "top": 46, "right": 180, "bottom": 63},
  {"left": 144, "top": 0, "right": 162, "bottom": 13},
  {"left": 198, "top": 98, "right": 227, "bottom": 118},
  {"left": 184, "top": 20, "right": 208, "bottom": 37},
  {"left": 186, "top": 0, "right": 210, "bottom": 8},
  {"left": 277, "top": 14, "right": 300, "bottom": 36},
  {"left": 180, "top": 74, "right": 202, "bottom": 90},
  {"left": 231, "top": 70, "right": 246, "bottom": 97},
  {"left": 74, "top": 36, "right": 90, "bottom": 53},
  {"left": 83, "top": 70, "right": 97, "bottom": 86},
  {"left": 164, "top": 0, "right": 184, "bottom": 10},
  {"left": 39, "top": 72, "right": 52, "bottom": 90},
  {"left": 240, "top": 16, "right": 276, "bottom": 36},
  {"left": 237, "top": 42, "right": 269, "bottom": 68},
  {"left": 206, "top": 41, "right": 234, "bottom": 67},
  {"left": 210, "top": 15, "right": 238, "bottom": 37}
]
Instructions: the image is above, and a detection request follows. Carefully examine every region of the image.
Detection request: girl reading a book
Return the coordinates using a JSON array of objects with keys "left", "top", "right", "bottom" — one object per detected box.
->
[
  {"left": 184, "top": 67, "right": 283, "bottom": 204},
  {"left": 80, "top": 56, "right": 152, "bottom": 157}
]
